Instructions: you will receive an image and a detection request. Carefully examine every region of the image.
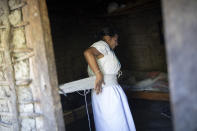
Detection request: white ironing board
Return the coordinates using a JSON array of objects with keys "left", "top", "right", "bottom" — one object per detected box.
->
[{"left": 59, "top": 76, "right": 96, "bottom": 94}]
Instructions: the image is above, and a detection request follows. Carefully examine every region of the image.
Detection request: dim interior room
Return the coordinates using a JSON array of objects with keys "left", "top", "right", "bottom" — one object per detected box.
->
[{"left": 46, "top": 0, "right": 172, "bottom": 130}]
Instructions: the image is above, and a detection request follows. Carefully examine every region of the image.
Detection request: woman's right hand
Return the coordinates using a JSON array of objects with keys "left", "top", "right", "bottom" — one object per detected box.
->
[
  {"left": 95, "top": 72, "right": 105, "bottom": 95},
  {"left": 84, "top": 47, "right": 105, "bottom": 94}
]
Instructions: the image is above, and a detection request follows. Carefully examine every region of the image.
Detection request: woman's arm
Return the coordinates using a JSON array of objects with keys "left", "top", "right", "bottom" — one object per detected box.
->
[{"left": 84, "top": 47, "right": 104, "bottom": 94}]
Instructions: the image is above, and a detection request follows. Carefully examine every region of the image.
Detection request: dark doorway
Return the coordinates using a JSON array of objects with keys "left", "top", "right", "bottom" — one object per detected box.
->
[{"left": 46, "top": 0, "right": 172, "bottom": 131}]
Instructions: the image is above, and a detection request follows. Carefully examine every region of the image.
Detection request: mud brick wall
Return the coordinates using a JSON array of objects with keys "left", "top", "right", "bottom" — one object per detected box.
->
[{"left": 112, "top": 5, "right": 167, "bottom": 72}]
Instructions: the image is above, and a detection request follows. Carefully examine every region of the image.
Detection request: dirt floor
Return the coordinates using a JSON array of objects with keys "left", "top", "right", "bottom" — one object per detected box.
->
[{"left": 66, "top": 98, "right": 173, "bottom": 131}]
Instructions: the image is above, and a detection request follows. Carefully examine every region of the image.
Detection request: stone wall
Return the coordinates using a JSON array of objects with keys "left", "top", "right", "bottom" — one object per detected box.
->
[{"left": 0, "top": 0, "right": 38, "bottom": 130}]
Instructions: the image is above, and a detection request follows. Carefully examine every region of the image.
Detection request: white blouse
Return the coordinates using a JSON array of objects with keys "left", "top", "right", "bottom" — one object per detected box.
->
[{"left": 88, "top": 40, "right": 121, "bottom": 76}]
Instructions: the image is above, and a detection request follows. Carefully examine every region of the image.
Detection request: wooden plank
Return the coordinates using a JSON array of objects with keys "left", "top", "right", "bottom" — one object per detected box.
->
[
  {"left": 0, "top": 0, "right": 19, "bottom": 130},
  {"left": 162, "top": 0, "right": 197, "bottom": 131},
  {"left": 22, "top": 0, "right": 65, "bottom": 130},
  {"left": 106, "top": 0, "right": 160, "bottom": 16},
  {"left": 124, "top": 90, "right": 169, "bottom": 101}
]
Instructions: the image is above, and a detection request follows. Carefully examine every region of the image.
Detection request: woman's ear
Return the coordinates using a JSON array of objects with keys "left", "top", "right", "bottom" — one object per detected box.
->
[{"left": 103, "top": 36, "right": 111, "bottom": 43}]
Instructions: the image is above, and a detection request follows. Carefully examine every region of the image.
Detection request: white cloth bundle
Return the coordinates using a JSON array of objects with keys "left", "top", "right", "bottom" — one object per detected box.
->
[{"left": 59, "top": 75, "right": 118, "bottom": 94}]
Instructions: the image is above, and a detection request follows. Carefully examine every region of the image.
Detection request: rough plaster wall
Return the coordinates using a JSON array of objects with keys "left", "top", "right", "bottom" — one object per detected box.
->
[{"left": 0, "top": 0, "right": 36, "bottom": 130}]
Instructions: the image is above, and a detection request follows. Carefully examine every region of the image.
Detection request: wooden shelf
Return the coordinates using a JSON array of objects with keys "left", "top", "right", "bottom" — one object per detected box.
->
[{"left": 124, "top": 89, "right": 169, "bottom": 101}]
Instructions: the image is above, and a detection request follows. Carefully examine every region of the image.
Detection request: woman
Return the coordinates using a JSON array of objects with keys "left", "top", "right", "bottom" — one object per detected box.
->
[{"left": 84, "top": 27, "right": 136, "bottom": 131}]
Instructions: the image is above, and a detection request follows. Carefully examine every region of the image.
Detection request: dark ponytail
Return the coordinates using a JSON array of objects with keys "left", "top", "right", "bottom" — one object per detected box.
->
[{"left": 94, "top": 26, "right": 118, "bottom": 41}]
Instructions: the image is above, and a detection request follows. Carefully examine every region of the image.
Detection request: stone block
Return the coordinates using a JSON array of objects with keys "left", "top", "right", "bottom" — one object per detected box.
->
[
  {"left": 0, "top": 126, "right": 11, "bottom": 131},
  {"left": 12, "top": 28, "right": 26, "bottom": 48},
  {"left": 19, "top": 103, "right": 34, "bottom": 113},
  {"left": 0, "top": 115, "right": 12, "bottom": 123},
  {"left": 9, "top": 10, "right": 21, "bottom": 26},
  {"left": 14, "top": 60, "right": 29, "bottom": 80},
  {"left": 8, "top": 0, "right": 18, "bottom": 9},
  {"left": 0, "top": 86, "right": 11, "bottom": 98},
  {"left": 17, "top": 87, "right": 33, "bottom": 102},
  {"left": 0, "top": 100, "right": 9, "bottom": 112},
  {"left": 21, "top": 118, "right": 36, "bottom": 131}
]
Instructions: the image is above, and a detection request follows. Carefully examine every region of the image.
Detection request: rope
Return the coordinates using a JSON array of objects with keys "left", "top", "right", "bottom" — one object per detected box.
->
[
  {"left": 77, "top": 90, "right": 92, "bottom": 131},
  {"left": 60, "top": 89, "right": 92, "bottom": 131}
]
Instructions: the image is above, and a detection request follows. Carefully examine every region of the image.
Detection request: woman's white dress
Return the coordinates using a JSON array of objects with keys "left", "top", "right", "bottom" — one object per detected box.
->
[{"left": 88, "top": 40, "right": 136, "bottom": 131}]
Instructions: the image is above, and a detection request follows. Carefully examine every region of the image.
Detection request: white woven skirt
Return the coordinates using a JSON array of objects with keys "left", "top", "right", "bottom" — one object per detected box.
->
[{"left": 91, "top": 84, "right": 136, "bottom": 131}]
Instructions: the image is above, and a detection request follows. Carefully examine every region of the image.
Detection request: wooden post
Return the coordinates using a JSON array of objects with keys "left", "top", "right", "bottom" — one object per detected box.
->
[
  {"left": 162, "top": 0, "right": 197, "bottom": 131},
  {"left": 22, "top": 0, "right": 65, "bottom": 130}
]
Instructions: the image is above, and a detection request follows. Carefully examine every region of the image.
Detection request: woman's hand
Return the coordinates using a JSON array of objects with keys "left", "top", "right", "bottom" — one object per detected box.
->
[{"left": 95, "top": 72, "right": 105, "bottom": 95}]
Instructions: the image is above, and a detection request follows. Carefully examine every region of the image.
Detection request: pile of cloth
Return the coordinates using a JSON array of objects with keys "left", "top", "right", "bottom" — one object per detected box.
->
[{"left": 120, "top": 71, "right": 169, "bottom": 93}]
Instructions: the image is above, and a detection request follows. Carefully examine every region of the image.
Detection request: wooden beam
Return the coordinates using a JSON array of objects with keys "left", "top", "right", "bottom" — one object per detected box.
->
[
  {"left": 105, "top": 0, "right": 160, "bottom": 17},
  {"left": 22, "top": 0, "right": 65, "bottom": 130},
  {"left": 162, "top": 0, "right": 197, "bottom": 131},
  {"left": 124, "top": 89, "right": 169, "bottom": 101}
]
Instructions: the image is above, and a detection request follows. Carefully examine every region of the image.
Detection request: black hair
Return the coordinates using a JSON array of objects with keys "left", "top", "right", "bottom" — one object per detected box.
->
[{"left": 94, "top": 26, "right": 118, "bottom": 41}]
